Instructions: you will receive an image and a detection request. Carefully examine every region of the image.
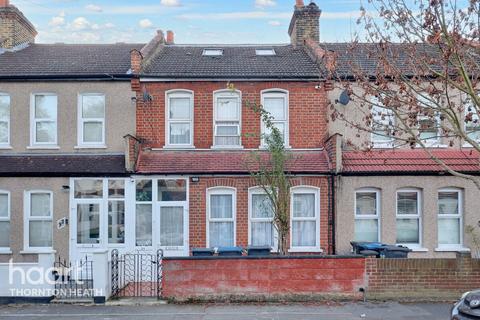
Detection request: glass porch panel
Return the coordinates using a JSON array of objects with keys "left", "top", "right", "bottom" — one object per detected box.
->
[
  {"left": 160, "top": 206, "right": 184, "bottom": 247},
  {"left": 77, "top": 203, "right": 100, "bottom": 244}
]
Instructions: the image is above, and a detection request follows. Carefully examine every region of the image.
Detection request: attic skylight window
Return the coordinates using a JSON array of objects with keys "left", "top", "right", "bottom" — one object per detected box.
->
[
  {"left": 256, "top": 49, "right": 276, "bottom": 56},
  {"left": 203, "top": 49, "right": 223, "bottom": 56}
]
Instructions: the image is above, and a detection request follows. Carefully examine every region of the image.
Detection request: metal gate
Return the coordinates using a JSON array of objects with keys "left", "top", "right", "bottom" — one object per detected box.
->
[
  {"left": 53, "top": 255, "right": 94, "bottom": 300},
  {"left": 111, "top": 249, "right": 163, "bottom": 299}
]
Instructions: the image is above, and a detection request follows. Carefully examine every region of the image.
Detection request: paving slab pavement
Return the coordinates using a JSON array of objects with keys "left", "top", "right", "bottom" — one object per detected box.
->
[{"left": 0, "top": 302, "right": 454, "bottom": 320}]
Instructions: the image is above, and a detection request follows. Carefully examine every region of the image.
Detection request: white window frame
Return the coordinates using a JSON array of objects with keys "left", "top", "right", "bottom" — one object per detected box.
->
[
  {"left": 463, "top": 95, "right": 480, "bottom": 146},
  {"left": 213, "top": 89, "right": 242, "bottom": 148},
  {"left": 135, "top": 179, "right": 154, "bottom": 248},
  {"left": 165, "top": 90, "right": 194, "bottom": 148},
  {"left": 206, "top": 187, "right": 236, "bottom": 248},
  {"left": 77, "top": 93, "right": 106, "bottom": 148},
  {"left": 261, "top": 89, "right": 289, "bottom": 148},
  {"left": 354, "top": 188, "right": 381, "bottom": 242},
  {"left": 0, "top": 190, "right": 10, "bottom": 251},
  {"left": 24, "top": 190, "right": 53, "bottom": 252},
  {"left": 416, "top": 94, "right": 441, "bottom": 147},
  {"left": 248, "top": 187, "right": 278, "bottom": 250},
  {"left": 396, "top": 188, "right": 422, "bottom": 249},
  {"left": 370, "top": 96, "right": 394, "bottom": 148},
  {"left": 0, "top": 93, "right": 11, "bottom": 148},
  {"left": 30, "top": 93, "right": 58, "bottom": 147},
  {"left": 437, "top": 188, "right": 464, "bottom": 250},
  {"left": 289, "top": 186, "right": 321, "bottom": 252}
]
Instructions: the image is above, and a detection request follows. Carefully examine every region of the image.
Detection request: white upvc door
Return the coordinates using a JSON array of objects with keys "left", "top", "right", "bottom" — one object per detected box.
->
[{"left": 156, "top": 202, "right": 189, "bottom": 257}]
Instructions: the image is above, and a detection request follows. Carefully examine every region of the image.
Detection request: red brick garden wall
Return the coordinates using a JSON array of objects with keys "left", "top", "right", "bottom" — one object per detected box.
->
[
  {"left": 162, "top": 256, "right": 366, "bottom": 301},
  {"left": 135, "top": 81, "right": 328, "bottom": 149},
  {"left": 188, "top": 176, "right": 332, "bottom": 253},
  {"left": 366, "top": 253, "right": 480, "bottom": 300}
]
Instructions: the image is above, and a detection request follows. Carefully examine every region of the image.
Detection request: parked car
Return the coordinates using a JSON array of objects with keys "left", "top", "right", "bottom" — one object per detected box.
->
[{"left": 452, "top": 290, "right": 480, "bottom": 319}]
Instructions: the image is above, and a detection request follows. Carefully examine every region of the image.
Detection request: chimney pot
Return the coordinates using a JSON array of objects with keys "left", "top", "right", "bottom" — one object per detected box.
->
[
  {"left": 166, "top": 30, "right": 174, "bottom": 44},
  {"left": 0, "top": 0, "right": 10, "bottom": 7},
  {"left": 295, "top": 0, "right": 304, "bottom": 7}
]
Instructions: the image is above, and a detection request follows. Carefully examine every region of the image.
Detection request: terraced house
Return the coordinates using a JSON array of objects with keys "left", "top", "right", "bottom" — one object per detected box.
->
[{"left": 1, "top": 0, "right": 480, "bottom": 303}]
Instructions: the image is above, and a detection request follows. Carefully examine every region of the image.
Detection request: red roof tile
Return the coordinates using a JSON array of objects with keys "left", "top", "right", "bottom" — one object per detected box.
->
[
  {"left": 343, "top": 149, "right": 480, "bottom": 174},
  {"left": 136, "top": 150, "right": 331, "bottom": 174}
]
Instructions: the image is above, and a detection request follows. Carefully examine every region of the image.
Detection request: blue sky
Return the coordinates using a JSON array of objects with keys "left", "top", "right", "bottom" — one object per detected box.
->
[{"left": 11, "top": 0, "right": 365, "bottom": 44}]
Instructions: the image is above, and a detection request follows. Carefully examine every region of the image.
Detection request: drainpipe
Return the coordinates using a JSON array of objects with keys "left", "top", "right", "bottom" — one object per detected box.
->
[{"left": 329, "top": 173, "right": 337, "bottom": 255}]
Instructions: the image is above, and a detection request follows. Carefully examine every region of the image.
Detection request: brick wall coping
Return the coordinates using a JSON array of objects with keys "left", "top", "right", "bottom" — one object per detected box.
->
[{"left": 164, "top": 255, "right": 363, "bottom": 261}]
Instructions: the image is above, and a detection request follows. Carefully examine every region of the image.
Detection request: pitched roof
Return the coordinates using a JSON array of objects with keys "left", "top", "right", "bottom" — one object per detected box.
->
[
  {"left": 136, "top": 150, "right": 331, "bottom": 174},
  {"left": 141, "top": 45, "right": 322, "bottom": 80},
  {"left": 321, "top": 43, "right": 445, "bottom": 79},
  {"left": 343, "top": 149, "right": 480, "bottom": 174},
  {"left": 0, "top": 154, "right": 126, "bottom": 176},
  {"left": 0, "top": 43, "right": 144, "bottom": 80}
]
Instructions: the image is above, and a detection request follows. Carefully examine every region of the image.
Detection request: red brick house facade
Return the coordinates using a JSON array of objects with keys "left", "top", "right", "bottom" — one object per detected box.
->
[{"left": 130, "top": 1, "right": 335, "bottom": 255}]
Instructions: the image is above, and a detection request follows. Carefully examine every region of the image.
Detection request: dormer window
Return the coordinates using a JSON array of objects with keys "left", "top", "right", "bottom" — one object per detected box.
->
[
  {"left": 256, "top": 49, "right": 276, "bottom": 56},
  {"left": 202, "top": 49, "right": 223, "bottom": 56}
]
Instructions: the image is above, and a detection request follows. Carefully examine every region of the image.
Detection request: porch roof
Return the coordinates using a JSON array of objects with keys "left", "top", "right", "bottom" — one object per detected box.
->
[
  {"left": 135, "top": 150, "right": 331, "bottom": 175},
  {"left": 342, "top": 149, "right": 480, "bottom": 175}
]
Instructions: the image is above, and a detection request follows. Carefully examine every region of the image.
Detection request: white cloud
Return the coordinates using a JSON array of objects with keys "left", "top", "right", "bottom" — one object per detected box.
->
[
  {"left": 49, "top": 12, "right": 65, "bottom": 26},
  {"left": 268, "top": 20, "right": 281, "bottom": 26},
  {"left": 104, "top": 22, "right": 115, "bottom": 29},
  {"left": 160, "top": 0, "right": 181, "bottom": 7},
  {"left": 139, "top": 19, "right": 154, "bottom": 29},
  {"left": 255, "top": 0, "right": 276, "bottom": 8},
  {"left": 85, "top": 4, "right": 103, "bottom": 12},
  {"left": 71, "top": 17, "right": 91, "bottom": 30}
]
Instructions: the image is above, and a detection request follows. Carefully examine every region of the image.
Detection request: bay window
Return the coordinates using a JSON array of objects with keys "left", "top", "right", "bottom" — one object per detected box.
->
[
  {"left": 166, "top": 90, "right": 193, "bottom": 147},
  {"left": 31, "top": 94, "right": 57, "bottom": 146},
  {"left": 207, "top": 187, "right": 236, "bottom": 248},
  {"left": 438, "top": 189, "right": 463, "bottom": 248},
  {"left": 261, "top": 90, "right": 289, "bottom": 146},
  {"left": 396, "top": 189, "right": 422, "bottom": 247},
  {"left": 290, "top": 187, "right": 320, "bottom": 251},
  {"left": 213, "top": 90, "right": 241, "bottom": 147},
  {"left": 355, "top": 189, "right": 380, "bottom": 242},
  {"left": 78, "top": 94, "right": 105, "bottom": 146},
  {"left": 0, "top": 191, "right": 10, "bottom": 249},
  {"left": 0, "top": 94, "right": 10, "bottom": 147},
  {"left": 25, "top": 191, "right": 53, "bottom": 250},
  {"left": 249, "top": 188, "right": 276, "bottom": 248}
]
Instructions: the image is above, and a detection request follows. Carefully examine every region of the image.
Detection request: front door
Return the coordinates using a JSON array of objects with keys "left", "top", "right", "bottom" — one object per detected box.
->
[
  {"left": 157, "top": 203, "right": 188, "bottom": 256},
  {"left": 70, "top": 201, "right": 102, "bottom": 263}
]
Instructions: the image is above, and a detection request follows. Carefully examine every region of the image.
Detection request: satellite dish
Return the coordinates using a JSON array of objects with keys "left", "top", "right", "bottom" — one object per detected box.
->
[{"left": 336, "top": 90, "right": 350, "bottom": 105}]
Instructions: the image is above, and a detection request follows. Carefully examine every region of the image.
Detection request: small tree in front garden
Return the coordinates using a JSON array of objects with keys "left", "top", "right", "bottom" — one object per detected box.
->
[{"left": 247, "top": 101, "right": 292, "bottom": 255}]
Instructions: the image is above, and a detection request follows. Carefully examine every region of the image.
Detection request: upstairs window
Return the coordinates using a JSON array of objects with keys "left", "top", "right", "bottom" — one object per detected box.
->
[
  {"left": 166, "top": 90, "right": 193, "bottom": 147},
  {"left": 78, "top": 94, "right": 105, "bottom": 147},
  {"left": 214, "top": 90, "right": 241, "bottom": 147},
  {"left": 31, "top": 94, "right": 57, "bottom": 146},
  {"left": 261, "top": 90, "right": 289, "bottom": 147},
  {"left": 416, "top": 94, "right": 440, "bottom": 146},
  {"left": 0, "top": 94, "right": 10, "bottom": 147},
  {"left": 202, "top": 49, "right": 223, "bottom": 56},
  {"left": 371, "top": 96, "right": 394, "bottom": 148},
  {"left": 464, "top": 97, "right": 480, "bottom": 143}
]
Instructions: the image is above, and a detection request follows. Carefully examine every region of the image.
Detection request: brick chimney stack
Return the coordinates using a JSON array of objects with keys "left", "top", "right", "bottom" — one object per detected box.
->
[
  {"left": 166, "top": 30, "right": 174, "bottom": 44},
  {"left": 0, "top": 0, "right": 37, "bottom": 49},
  {"left": 288, "top": 0, "right": 321, "bottom": 48}
]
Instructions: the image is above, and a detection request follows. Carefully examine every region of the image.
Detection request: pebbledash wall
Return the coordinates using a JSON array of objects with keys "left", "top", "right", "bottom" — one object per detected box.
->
[{"left": 160, "top": 253, "right": 480, "bottom": 302}]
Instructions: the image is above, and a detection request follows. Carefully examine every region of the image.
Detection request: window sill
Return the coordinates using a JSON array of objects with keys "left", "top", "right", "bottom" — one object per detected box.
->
[
  {"left": 288, "top": 248, "right": 323, "bottom": 253},
  {"left": 74, "top": 145, "right": 107, "bottom": 149},
  {"left": 20, "top": 249, "right": 56, "bottom": 254},
  {"left": 0, "top": 145, "right": 12, "bottom": 150},
  {"left": 404, "top": 247, "right": 429, "bottom": 252},
  {"left": 27, "top": 146, "right": 60, "bottom": 150},
  {"left": 160, "top": 146, "right": 196, "bottom": 150},
  {"left": 372, "top": 143, "right": 394, "bottom": 149},
  {"left": 435, "top": 247, "right": 470, "bottom": 252},
  {"left": 211, "top": 146, "right": 244, "bottom": 150},
  {"left": 417, "top": 144, "right": 448, "bottom": 149},
  {"left": 0, "top": 249, "right": 12, "bottom": 254}
]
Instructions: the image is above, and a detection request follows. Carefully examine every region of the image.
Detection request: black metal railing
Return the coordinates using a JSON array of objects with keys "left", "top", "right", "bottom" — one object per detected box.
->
[
  {"left": 111, "top": 249, "right": 163, "bottom": 299},
  {"left": 53, "top": 255, "right": 94, "bottom": 300}
]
